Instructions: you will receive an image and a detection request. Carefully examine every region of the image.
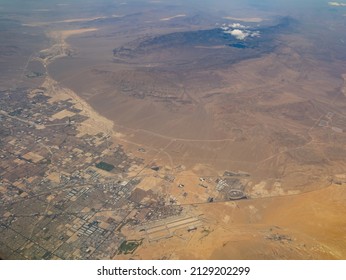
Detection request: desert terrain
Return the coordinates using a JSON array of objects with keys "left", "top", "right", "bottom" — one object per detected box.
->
[{"left": 0, "top": 0, "right": 346, "bottom": 259}]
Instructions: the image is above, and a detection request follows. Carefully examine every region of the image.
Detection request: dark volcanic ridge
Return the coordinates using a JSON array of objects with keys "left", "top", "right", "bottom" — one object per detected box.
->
[{"left": 112, "top": 17, "right": 298, "bottom": 70}]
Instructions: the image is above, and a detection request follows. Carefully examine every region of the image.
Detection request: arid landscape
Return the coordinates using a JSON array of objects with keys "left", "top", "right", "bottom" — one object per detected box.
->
[{"left": 1, "top": 0, "right": 346, "bottom": 259}]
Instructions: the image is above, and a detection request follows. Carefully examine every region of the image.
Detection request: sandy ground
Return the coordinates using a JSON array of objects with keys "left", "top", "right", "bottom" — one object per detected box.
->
[
  {"left": 131, "top": 184, "right": 346, "bottom": 260},
  {"left": 42, "top": 77, "right": 114, "bottom": 137},
  {"left": 16, "top": 11, "right": 346, "bottom": 259}
]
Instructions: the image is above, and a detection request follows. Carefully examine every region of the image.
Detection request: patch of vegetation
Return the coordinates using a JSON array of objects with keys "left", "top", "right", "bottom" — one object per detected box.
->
[
  {"left": 95, "top": 161, "right": 115, "bottom": 172},
  {"left": 118, "top": 239, "right": 143, "bottom": 255}
]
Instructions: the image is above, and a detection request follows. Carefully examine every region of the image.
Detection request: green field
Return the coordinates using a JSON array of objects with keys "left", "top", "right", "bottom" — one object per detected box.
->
[{"left": 95, "top": 161, "right": 115, "bottom": 172}]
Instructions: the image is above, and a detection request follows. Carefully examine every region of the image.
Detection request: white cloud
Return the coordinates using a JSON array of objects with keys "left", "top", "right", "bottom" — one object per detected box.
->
[
  {"left": 328, "top": 2, "right": 346, "bottom": 6},
  {"left": 250, "top": 31, "right": 260, "bottom": 37},
  {"left": 229, "top": 23, "right": 246, "bottom": 29},
  {"left": 228, "top": 29, "right": 249, "bottom": 40},
  {"left": 220, "top": 22, "right": 261, "bottom": 40}
]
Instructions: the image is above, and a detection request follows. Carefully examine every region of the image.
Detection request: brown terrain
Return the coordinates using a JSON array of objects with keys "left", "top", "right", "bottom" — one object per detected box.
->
[{"left": 0, "top": 0, "right": 346, "bottom": 259}]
